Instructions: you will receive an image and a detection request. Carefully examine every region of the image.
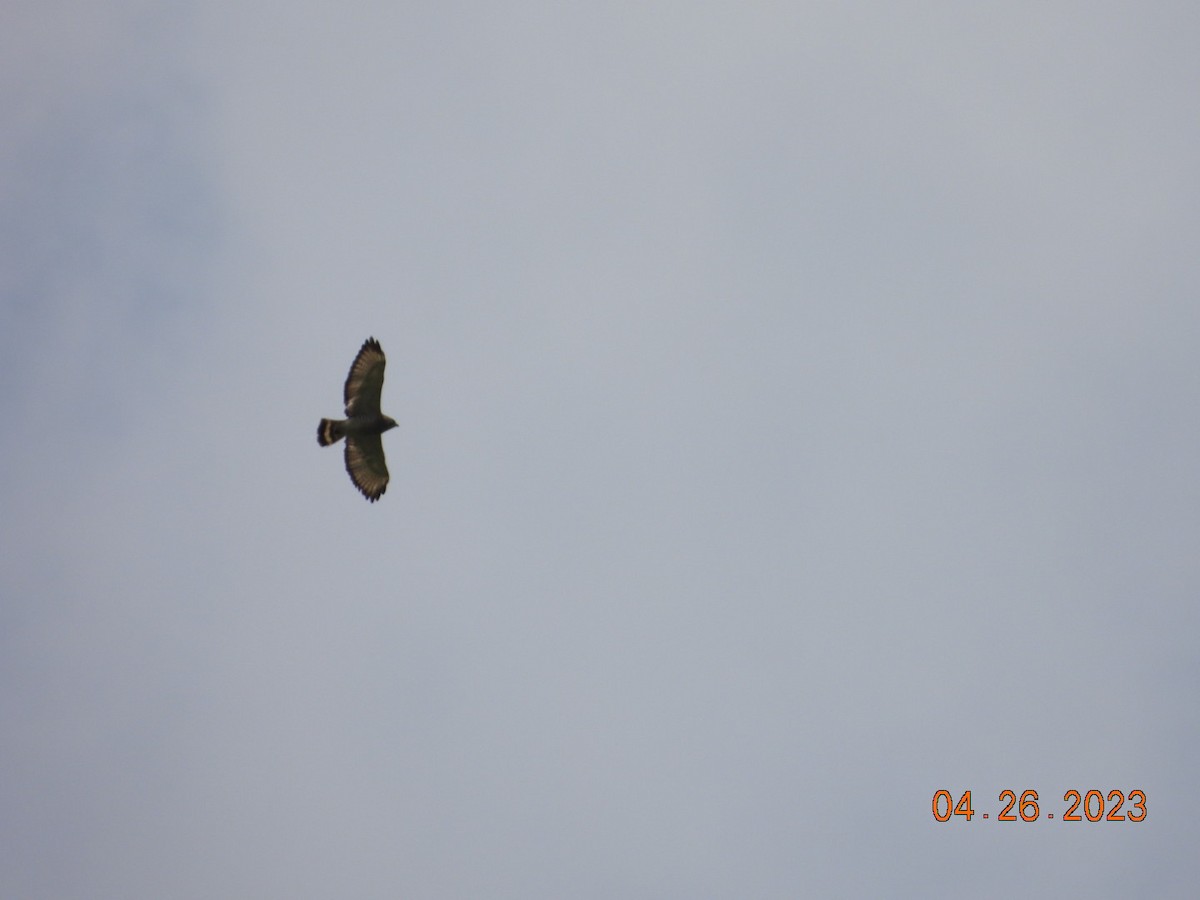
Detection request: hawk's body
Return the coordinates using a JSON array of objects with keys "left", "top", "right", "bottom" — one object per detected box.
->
[{"left": 318, "top": 337, "right": 397, "bottom": 502}]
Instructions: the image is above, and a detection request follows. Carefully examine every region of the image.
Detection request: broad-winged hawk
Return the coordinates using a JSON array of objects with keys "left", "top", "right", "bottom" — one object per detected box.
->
[{"left": 317, "top": 337, "right": 398, "bottom": 502}]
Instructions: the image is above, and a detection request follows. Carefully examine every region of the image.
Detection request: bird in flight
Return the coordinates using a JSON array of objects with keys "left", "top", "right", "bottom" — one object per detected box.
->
[{"left": 317, "top": 337, "right": 398, "bottom": 502}]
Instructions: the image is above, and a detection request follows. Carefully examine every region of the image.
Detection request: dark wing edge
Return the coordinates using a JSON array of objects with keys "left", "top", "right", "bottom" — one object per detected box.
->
[
  {"left": 344, "top": 434, "right": 389, "bottom": 502},
  {"left": 343, "top": 337, "right": 387, "bottom": 416}
]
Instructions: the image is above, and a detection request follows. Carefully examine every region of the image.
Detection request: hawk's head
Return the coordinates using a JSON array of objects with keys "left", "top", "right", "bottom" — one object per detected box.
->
[{"left": 381, "top": 416, "right": 399, "bottom": 433}]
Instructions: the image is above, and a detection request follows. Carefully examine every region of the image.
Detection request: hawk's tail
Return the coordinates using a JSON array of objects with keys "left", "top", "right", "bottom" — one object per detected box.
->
[{"left": 317, "top": 418, "right": 346, "bottom": 446}]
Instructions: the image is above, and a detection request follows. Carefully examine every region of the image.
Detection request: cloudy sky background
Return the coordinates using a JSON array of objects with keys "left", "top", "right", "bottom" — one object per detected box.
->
[{"left": 3, "top": 2, "right": 1198, "bottom": 896}]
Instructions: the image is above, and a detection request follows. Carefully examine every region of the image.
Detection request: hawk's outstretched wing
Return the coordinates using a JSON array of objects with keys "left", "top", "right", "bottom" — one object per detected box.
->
[
  {"left": 345, "top": 434, "right": 389, "bottom": 502},
  {"left": 344, "top": 338, "right": 387, "bottom": 417}
]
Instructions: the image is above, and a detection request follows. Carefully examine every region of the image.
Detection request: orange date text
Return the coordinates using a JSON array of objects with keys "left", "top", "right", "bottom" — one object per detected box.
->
[{"left": 932, "top": 789, "right": 1146, "bottom": 823}]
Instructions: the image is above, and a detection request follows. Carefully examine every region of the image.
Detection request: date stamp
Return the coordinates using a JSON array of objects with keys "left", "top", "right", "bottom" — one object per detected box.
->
[{"left": 932, "top": 789, "right": 1146, "bottom": 823}]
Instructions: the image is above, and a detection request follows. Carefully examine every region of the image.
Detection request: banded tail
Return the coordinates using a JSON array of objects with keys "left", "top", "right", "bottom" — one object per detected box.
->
[{"left": 317, "top": 418, "right": 346, "bottom": 446}]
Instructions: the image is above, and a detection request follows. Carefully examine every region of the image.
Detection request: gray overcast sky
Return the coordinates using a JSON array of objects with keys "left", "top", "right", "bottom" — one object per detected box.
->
[{"left": 3, "top": 2, "right": 1198, "bottom": 897}]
